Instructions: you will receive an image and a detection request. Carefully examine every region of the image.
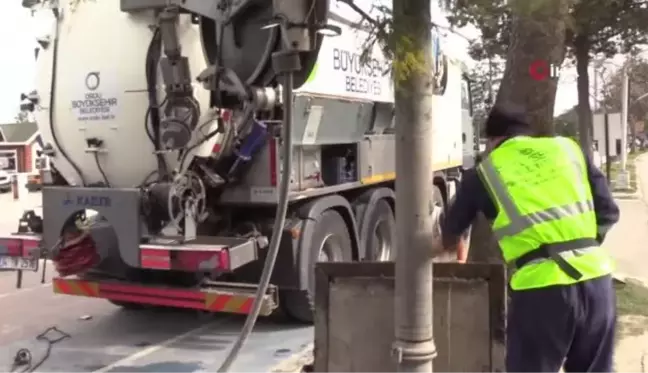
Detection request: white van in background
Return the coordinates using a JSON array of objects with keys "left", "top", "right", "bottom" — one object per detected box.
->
[
  {"left": 0, "top": 170, "right": 10, "bottom": 192},
  {"left": 592, "top": 147, "right": 603, "bottom": 169}
]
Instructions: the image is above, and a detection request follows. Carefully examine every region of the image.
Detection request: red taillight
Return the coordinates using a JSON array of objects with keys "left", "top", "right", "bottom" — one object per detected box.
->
[
  {"left": 0, "top": 237, "right": 40, "bottom": 256},
  {"left": 219, "top": 250, "right": 230, "bottom": 270},
  {"left": 139, "top": 245, "right": 231, "bottom": 272},
  {"left": 140, "top": 247, "right": 171, "bottom": 270},
  {"left": 0, "top": 239, "right": 22, "bottom": 256},
  {"left": 212, "top": 143, "right": 222, "bottom": 154}
]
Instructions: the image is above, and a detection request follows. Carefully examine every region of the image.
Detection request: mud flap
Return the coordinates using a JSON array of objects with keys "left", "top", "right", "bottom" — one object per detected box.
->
[{"left": 313, "top": 262, "right": 506, "bottom": 372}]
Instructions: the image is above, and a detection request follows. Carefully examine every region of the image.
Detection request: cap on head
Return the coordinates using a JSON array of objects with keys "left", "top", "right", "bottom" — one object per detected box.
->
[{"left": 484, "top": 103, "right": 530, "bottom": 138}]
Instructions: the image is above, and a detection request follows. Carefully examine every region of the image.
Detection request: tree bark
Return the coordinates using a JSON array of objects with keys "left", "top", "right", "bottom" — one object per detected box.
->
[
  {"left": 629, "top": 80, "right": 637, "bottom": 153},
  {"left": 495, "top": 0, "right": 569, "bottom": 135},
  {"left": 467, "top": 213, "right": 503, "bottom": 263},
  {"left": 470, "top": 0, "right": 569, "bottom": 263},
  {"left": 630, "top": 115, "right": 637, "bottom": 152},
  {"left": 575, "top": 35, "right": 594, "bottom": 157}
]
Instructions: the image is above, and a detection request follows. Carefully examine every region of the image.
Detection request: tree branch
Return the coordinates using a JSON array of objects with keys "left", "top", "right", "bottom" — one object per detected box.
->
[
  {"left": 336, "top": 0, "right": 391, "bottom": 41},
  {"left": 337, "top": 0, "right": 476, "bottom": 44}
]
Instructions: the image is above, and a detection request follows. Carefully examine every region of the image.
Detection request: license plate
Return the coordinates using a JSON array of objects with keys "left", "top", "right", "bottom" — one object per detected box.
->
[{"left": 0, "top": 256, "right": 38, "bottom": 271}]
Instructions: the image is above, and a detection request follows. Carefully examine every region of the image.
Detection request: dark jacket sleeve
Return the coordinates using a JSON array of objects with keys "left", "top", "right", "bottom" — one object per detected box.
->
[
  {"left": 583, "top": 153, "right": 620, "bottom": 243},
  {"left": 441, "top": 168, "right": 484, "bottom": 247}
]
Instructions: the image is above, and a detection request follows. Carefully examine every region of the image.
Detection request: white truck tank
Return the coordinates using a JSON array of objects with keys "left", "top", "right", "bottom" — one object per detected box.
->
[
  {"left": 32, "top": 1, "right": 467, "bottom": 188},
  {"left": 33, "top": 1, "right": 210, "bottom": 188}
]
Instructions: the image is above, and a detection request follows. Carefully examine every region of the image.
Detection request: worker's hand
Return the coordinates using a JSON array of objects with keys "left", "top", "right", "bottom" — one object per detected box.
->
[
  {"left": 432, "top": 239, "right": 467, "bottom": 263},
  {"left": 432, "top": 236, "right": 468, "bottom": 263},
  {"left": 431, "top": 230, "right": 470, "bottom": 263},
  {"left": 455, "top": 237, "right": 469, "bottom": 263},
  {"left": 455, "top": 226, "right": 472, "bottom": 263}
]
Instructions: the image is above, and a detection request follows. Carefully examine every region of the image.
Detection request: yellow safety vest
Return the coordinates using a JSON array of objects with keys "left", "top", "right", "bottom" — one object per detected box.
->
[{"left": 477, "top": 136, "right": 614, "bottom": 290}]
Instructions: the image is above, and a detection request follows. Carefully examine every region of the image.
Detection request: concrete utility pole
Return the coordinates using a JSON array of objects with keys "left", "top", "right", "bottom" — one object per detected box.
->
[
  {"left": 604, "top": 111, "right": 612, "bottom": 183},
  {"left": 597, "top": 64, "right": 613, "bottom": 182},
  {"left": 619, "top": 65, "right": 630, "bottom": 187},
  {"left": 392, "top": 0, "right": 436, "bottom": 371}
]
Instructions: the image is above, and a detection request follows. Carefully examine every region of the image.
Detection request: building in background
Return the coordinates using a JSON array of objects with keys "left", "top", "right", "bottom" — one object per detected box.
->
[
  {"left": 0, "top": 121, "right": 48, "bottom": 174},
  {"left": 592, "top": 112, "right": 626, "bottom": 159}
]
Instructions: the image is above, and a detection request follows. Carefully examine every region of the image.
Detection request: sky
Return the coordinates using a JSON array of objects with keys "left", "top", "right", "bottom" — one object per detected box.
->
[
  {"left": 0, "top": 1, "right": 621, "bottom": 124},
  {"left": 0, "top": 2, "right": 39, "bottom": 123}
]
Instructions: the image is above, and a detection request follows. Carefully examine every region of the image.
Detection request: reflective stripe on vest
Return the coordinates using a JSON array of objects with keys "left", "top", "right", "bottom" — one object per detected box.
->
[
  {"left": 479, "top": 140, "right": 595, "bottom": 241},
  {"left": 478, "top": 137, "right": 613, "bottom": 289}
]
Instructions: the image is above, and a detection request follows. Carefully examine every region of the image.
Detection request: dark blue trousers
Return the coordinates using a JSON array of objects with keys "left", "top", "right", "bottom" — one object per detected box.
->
[{"left": 506, "top": 275, "right": 616, "bottom": 372}]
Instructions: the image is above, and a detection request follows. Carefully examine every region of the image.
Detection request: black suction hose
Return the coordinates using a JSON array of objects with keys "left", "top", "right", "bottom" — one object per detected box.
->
[
  {"left": 145, "top": 28, "right": 169, "bottom": 179},
  {"left": 217, "top": 69, "right": 295, "bottom": 373},
  {"left": 49, "top": 8, "right": 87, "bottom": 186}
]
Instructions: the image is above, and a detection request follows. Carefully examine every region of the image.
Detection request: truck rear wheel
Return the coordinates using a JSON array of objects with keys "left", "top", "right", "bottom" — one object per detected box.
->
[
  {"left": 434, "top": 184, "right": 455, "bottom": 262},
  {"left": 434, "top": 184, "right": 444, "bottom": 208},
  {"left": 282, "top": 209, "right": 353, "bottom": 323},
  {"left": 363, "top": 199, "right": 396, "bottom": 261}
]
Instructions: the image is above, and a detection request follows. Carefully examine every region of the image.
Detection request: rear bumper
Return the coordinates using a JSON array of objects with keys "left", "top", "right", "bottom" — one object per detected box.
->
[
  {"left": 0, "top": 231, "right": 258, "bottom": 274},
  {"left": 53, "top": 276, "right": 279, "bottom": 315},
  {"left": 39, "top": 186, "right": 259, "bottom": 272}
]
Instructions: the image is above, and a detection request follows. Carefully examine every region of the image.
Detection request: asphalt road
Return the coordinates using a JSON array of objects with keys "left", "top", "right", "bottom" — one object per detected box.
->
[{"left": 0, "top": 191, "right": 313, "bottom": 372}]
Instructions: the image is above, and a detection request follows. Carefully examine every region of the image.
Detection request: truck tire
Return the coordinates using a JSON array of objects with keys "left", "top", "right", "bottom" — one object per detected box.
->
[
  {"left": 363, "top": 199, "right": 396, "bottom": 261},
  {"left": 282, "top": 209, "right": 353, "bottom": 323},
  {"left": 434, "top": 184, "right": 455, "bottom": 262},
  {"left": 434, "top": 184, "right": 444, "bottom": 211}
]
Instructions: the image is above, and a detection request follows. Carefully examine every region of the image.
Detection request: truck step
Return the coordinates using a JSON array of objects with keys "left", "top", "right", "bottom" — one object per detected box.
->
[
  {"left": 139, "top": 235, "right": 259, "bottom": 272},
  {"left": 52, "top": 276, "right": 279, "bottom": 315}
]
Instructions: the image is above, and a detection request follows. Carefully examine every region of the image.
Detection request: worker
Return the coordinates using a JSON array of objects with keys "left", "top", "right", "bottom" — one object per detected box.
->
[{"left": 440, "top": 103, "right": 620, "bottom": 372}]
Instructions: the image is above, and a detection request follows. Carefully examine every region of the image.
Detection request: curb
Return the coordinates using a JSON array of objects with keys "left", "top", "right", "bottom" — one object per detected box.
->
[
  {"left": 613, "top": 272, "right": 648, "bottom": 288},
  {"left": 612, "top": 153, "right": 648, "bottom": 200},
  {"left": 613, "top": 191, "right": 640, "bottom": 199},
  {"left": 270, "top": 343, "right": 313, "bottom": 373}
]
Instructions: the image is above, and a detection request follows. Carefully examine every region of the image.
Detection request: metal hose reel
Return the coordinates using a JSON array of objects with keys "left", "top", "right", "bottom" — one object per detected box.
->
[{"left": 167, "top": 170, "right": 207, "bottom": 236}]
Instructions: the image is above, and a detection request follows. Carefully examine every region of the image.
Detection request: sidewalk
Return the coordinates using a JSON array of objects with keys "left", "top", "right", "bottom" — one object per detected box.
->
[
  {"left": 606, "top": 153, "right": 648, "bottom": 371},
  {"left": 608, "top": 151, "right": 648, "bottom": 279}
]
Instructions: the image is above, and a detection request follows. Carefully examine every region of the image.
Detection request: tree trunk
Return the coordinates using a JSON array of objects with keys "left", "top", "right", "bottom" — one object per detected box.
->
[
  {"left": 630, "top": 115, "right": 637, "bottom": 153},
  {"left": 495, "top": 0, "right": 569, "bottom": 135},
  {"left": 575, "top": 35, "right": 593, "bottom": 157},
  {"left": 467, "top": 213, "right": 503, "bottom": 263},
  {"left": 629, "top": 75, "right": 637, "bottom": 153},
  {"left": 469, "top": 0, "right": 569, "bottom": 263}
]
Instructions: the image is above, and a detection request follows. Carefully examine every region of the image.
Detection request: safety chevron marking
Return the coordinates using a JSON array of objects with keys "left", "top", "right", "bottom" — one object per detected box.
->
[
  {"left": 53, "top": 278, "right": 100, "bottom": 297},
  {"left": 205, "top": 293, "right": 254, "bottom": 314}
]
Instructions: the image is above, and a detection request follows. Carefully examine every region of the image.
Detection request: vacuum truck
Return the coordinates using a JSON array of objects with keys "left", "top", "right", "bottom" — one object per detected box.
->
[{"left": 3, "top": 0, "right": 475, "bottom": 323}]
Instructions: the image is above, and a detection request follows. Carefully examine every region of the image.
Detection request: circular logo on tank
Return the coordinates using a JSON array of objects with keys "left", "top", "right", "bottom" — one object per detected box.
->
[{"left": 85, "top": 72, "right": 100, "bottom": 91}]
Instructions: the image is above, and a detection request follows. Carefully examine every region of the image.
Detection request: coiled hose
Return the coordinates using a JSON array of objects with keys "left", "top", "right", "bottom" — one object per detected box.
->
[
  {"left": 52, "top": 214, "right": 102, "bottom": 276},
  {"left": 216, "top": 71, "right": 295, "bottom": 373},
  {"left": 52, "top": 231, "right": 99, "bottom": 276}
]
